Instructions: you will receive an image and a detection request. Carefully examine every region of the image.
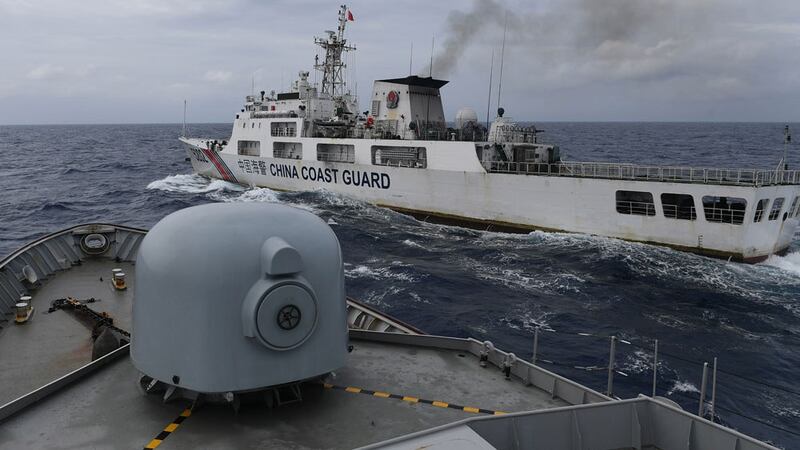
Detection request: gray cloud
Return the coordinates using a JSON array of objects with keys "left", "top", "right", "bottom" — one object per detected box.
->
[{"left": 1, "top": 0, "right": 799, "bottom": 123}]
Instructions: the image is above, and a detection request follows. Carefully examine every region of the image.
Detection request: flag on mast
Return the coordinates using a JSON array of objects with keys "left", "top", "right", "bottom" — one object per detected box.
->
[{"left": 346, "top": 9, "right": 354, "bottom": 21}]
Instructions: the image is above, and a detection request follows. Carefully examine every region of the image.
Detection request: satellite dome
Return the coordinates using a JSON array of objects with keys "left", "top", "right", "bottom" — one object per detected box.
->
[
  {"left": 131, "top": 203, "right": 347, "bottom": 396},
  {"left": 455, "top": 107, "right": 478, "bottom": 129}
]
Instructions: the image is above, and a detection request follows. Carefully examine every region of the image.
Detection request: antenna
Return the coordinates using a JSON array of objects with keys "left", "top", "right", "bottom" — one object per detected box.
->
[
  {"left": 486, "top": 50, "right": 494, "bottom": 130},
  {"left": 409, "top": 42, "right": 413, "bottom": 76},
  {"left": 429, "top": 35, "right": 435, "bottom": 77},
  {"left": 353, "top": 49, "right": 358, "bottom": 103},
  {"left": 496, "top": 13, "right": 508, "bottom": 112}
]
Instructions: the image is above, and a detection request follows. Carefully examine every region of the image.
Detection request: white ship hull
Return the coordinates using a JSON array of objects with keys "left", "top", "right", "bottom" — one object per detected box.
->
[{"left": 182, "top": 137, "right": 799, "bottom": 262}]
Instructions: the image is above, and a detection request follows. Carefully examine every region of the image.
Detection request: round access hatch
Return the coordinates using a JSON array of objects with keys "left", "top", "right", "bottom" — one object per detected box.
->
[{"left": 255, "top": 283, "right": 318, "bottom": 350}]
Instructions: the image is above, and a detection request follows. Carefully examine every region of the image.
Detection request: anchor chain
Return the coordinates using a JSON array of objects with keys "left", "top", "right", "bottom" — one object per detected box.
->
[{"left": 48, "top": 297, "right": 131, "bottom": 339}]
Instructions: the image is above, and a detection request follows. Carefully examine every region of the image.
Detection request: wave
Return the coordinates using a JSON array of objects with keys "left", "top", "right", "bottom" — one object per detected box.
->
[
  {"left": 667, "top": 380, "right": 699, "bottom": 396},
  {"left": 402, "top": 239, "right": 425, "bottom": 249},
  {"left": 344, "top": 261, "right": 420, "bottom": 283},
  {"left": 146, "top": 174, "right": 244, "bottom": 194},
  {"left": 762, "top": 251, "right": 800, "bottom": 277},
  {"left": 210, "top": 186, "right": 281, "bottom": 204},
  {"left": 453, "top": 255, "right": 585, "bottom": 295},
  {"left": 498, "top": 306, "right": 554, "bottom": 333}
]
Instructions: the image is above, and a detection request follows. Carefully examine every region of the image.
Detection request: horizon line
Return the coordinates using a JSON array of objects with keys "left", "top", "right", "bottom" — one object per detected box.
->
[{"left": 2, "top": 120, "right": 800, "bottom": 127}]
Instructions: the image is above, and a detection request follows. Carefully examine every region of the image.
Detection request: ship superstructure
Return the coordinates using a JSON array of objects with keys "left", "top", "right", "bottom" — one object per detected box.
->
[{"left": 181, "top": 5, "right": 800, "bottom": 262}]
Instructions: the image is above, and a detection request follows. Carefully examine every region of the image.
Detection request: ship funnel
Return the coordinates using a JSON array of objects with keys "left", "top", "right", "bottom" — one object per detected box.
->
[{"left": 131, "top": 203, "right": 347, "bottom": 404}]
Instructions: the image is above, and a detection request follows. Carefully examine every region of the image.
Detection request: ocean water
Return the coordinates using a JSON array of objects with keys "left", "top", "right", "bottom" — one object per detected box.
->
[{"left": 1, "top": 122, "right": 799, "bottom": 447}]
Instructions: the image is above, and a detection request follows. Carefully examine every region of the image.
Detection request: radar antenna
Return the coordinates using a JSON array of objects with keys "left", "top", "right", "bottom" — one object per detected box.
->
[{"left": 314, "top": 5, "right": 355, "bottom": 98}]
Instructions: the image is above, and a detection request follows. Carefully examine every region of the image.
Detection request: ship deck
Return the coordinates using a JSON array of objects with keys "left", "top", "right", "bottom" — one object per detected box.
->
[
  {"left": 0, "top": 339, "right": 569, "bottom": 449},
  {"left": 0, "top": 259, "right": 135, "bottom": 406}
]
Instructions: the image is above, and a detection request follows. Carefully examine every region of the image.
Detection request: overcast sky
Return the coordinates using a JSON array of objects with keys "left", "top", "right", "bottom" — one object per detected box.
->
[{"left": 1, "top": 0, "right": 799, "bottom": 124}]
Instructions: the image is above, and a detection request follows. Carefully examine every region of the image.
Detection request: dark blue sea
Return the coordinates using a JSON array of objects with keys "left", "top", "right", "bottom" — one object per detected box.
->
[{"left": 1, "top": 122, "right": 799, "bottom": 448}]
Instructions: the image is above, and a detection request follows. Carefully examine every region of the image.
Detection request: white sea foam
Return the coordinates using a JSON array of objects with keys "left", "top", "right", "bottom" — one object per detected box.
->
[
  {"left": 361, "top": 286, "right": 404, "bottom": 310},
  {"left": 211, "top": 186, "right": 281, "bottom": 204},
  {"left": 146, "top": 173, "right": 244, "bottom": 194},
  {"left": 455, "top": 255, "right": 584, "bottom": 295},
  {"left": 667, "top": 380, "right": 700, "bottom": 395},
  {"left": 408, "top": 291, "right": 430, "bottom": 304},
  {"left": 344, "top": 264, "right": 419, "bottom": 283},
  {"left": 762, "top": 251, "right": 800, "bottom": 277},
  {"left": 402, "top": 239, "right": 425, "bottom": 249},
  {"left": 498, "top": 306, "right": 553, "bottom": 332},
  {"left": 621, "top": 349, "right": 653, "bottom": 375}
]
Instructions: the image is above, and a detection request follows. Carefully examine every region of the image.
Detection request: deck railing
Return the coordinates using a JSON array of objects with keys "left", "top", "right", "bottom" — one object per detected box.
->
[{"left": 482, "top": 160, "right": 800, "bottom": 187}]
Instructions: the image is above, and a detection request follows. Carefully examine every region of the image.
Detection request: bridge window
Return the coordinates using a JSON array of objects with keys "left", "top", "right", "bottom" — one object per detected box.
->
[
  {"left": 371, "top": 145, "right": 426, "bottom": 168},
  {"left": 271, "top": 122, "right": 297, "bottom": 137},
  {"left": 616, "top": 191, "right": 656, "bottom": 216},
  {"left": 237, "top": 140, "right": 260, "bottom": 156},
  {"left": 661, "top": 193, "right": 696, "bottom": 220},
  {"left": 273, "top": 142, "right": 302, "bottom": 159},
  {"left": 789, "top": 196, "right": 799, "bottom": 217},
  {"left": 768, "top": 197, "right": 785, "bottom": 221},
  {"left": 317, "top": 143, "right": 355, "bottom": 163},
  {"left": 702, "top": 196, "right": 746, "bottom": 224},
  {"left": 753, "top": 199, "right": 770, "bottom": 222}
]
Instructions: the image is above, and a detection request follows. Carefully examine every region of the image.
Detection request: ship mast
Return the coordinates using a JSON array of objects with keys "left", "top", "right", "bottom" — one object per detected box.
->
[{"left": 314, "top": 5, "right": 355, "bottom": 98}]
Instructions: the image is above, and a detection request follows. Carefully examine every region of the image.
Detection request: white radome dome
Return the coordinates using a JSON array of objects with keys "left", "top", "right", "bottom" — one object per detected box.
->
[{"left": 455, "top": 107, "right": 479, "bottom": 129}]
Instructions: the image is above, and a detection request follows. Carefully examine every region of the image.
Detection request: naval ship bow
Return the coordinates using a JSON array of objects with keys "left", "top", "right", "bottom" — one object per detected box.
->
[{"left": 181, "top": 5, "right": 800, "bottom": 263}]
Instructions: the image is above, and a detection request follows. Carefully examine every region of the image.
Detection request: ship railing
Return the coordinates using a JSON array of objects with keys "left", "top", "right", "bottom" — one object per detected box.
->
[
  {"left": 662, "top": 204, "right": 697, "bottom": 220},
  {"left": 615, "top": 201, "right": 656, "bottom": 216},
  {"left": 702, "top": 206, "right": 746, "bottom": 225},
  {"left": 376, "top": 158, "right": 427, "bottom": 169},
  {"left": 481, "top": 160, "right": 800, "bottom": 186}
]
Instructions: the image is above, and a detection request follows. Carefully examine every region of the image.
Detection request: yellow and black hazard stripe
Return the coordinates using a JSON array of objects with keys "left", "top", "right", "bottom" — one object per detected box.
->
[
  {"left": 144, "top": 408, "right": 192, "bottom": 449},
  {"left": 322, "top": 383, "right": 505, "bottom": 416}
]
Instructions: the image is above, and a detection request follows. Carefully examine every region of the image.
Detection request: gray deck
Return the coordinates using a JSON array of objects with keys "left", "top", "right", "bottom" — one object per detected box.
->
[
  {"left": 0, "top": 340, "right": 567, "bottom": 450},
  {"left": 0, "top": 259, "right": 135, "bottom": 405}
]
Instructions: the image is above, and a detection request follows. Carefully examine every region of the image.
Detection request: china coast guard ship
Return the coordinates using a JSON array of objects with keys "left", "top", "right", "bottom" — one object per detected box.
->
[{"left": 181, "top": 5, "right": 800, "bottom": 263}]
